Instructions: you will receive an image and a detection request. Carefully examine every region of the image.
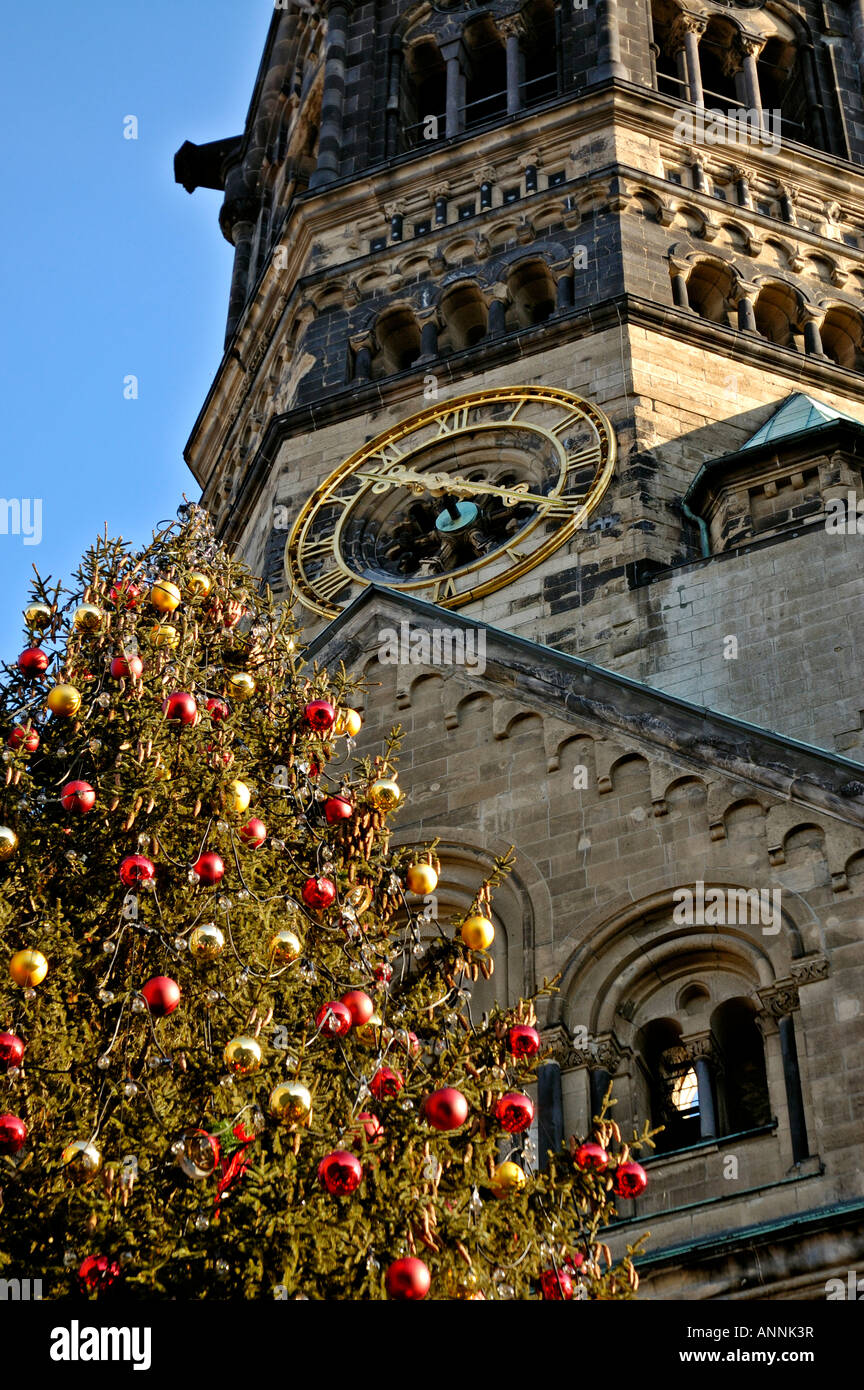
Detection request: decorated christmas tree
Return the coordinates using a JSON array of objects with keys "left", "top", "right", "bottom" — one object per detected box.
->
[{"left": 0, "top": 504, "right": 653, "bottom": 1300}]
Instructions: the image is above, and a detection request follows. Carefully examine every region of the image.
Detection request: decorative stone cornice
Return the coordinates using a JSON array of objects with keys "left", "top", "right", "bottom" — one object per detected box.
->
[{"left": 790, "top": 955, "right": 830, "bottom": 985}]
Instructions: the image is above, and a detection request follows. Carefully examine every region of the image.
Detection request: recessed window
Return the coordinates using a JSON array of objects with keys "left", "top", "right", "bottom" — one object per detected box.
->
[
  {"left": 414, "top": 219, "right": 431, "bottom": 237},
  {"left": 756, "top": 199, "right": 775, "bottom": 218},
  {"left": 712, "top": 186, "right": 728, "bottom": 201},
  {"left": 503, "top": 186, "right": 520, "bottom": 204},
  {"left": 671, "top": 1067, "right": 700, "bottom": 1117},
  {"left": 843, "top": 231, "right": 861, "bottom": 248},
  {"left": 666, "top": 169, "right": 683, "bottom": 185},
  {"left": 458, "top": 202, "right": 475, "bottom": 221},
  {"left": 547, "top": 170, "right": 566, "bottom": 188},
  {"left": 370, "top": 235, "right": 387, "bottom": 253}
]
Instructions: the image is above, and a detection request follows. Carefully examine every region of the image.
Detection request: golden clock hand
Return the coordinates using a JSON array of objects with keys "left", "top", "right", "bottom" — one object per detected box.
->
[{"left": 355, "top": 466, "right": 582, "bottom": 516}]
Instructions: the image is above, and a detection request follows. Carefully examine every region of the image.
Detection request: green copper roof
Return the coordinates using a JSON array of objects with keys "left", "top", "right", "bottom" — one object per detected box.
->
[{"left": 742, "top": 392, "right": 863, "bottom": 449}]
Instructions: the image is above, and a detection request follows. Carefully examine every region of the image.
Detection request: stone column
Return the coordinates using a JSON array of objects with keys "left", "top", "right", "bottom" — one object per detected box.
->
[
  {"left": 555, "top": 272, "right": 575, "bottom": 313},
  {"left": 386, "top": 200, "right": 405, "bottom": 244},
  {"left": 310, "top": 0, "right": 353, "bottom": 189},
  {"left": 221, "top": 195, "right": 259, "bottom": 345},
  {"left": 537, "top": 1060, "right": 564, "bottom": 1168},
  {"left": 592, "top": 0, "right": 626, "bottom": 82},
  {"left": 500, "top": 15, "right": 526, "bottom": 115},
  {"left": 778, "top": 184, "right": 798, "bottom": 224},
  {"left": 560, "top": 1064, "right": 592, "bottom": 1140},
  {"left": 352, "top": 336, "right": 373, "bottom": 382},
  {"left": 802, "top": 307, "right": 827, "bottom": 357},
  {"left": 758, "top": 984, "right": 809, "bottom": 1166},
  {"left": 385, "top": 34, "right": 403, "bottom": 158},
  {"left": 441, "top": 38, "right": 466, "bottom": 140},
  {"left": 417, "top": 312, "right": 439, "bottom": 362},
  {"left": 733, "top": 166, "right": 754, "bottom": 209},
  {"left": 736, "top": 282, "right": 758, "bottom": 332},
  {"left": 487, "top": 293, "right": 507, "bottom": 336},
  {"left": 739, "top": 37, "right": 764, "bottom": 114},
  {"left": 680, "top": 18, "right": 706, "bottom": 106},
  {"left": 694, "top": 1055, "right": 717, "bottom": 1138},
  {"left": 670, "top": 258, "right": 690, "bottom": 308},
  {"left": 433, "top": 182, "right": 450, "bottom": 226}
]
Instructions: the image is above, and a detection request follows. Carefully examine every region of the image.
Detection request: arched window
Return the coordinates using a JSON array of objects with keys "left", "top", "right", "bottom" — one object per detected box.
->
[
  {"left": 712, "top": 999, "right": 771, "bottom": 1133},
  {"left": 650, "top": 0, "right": 688, "bottom": 101},
  {"left": 522, "top": 0, "right": 559, "bottom": 107},
  {"left": 507, "top": 260, "right": 557, "bottom": 327},
  {"left": 821, "top": 306, "right": 864, "bottom": 371},
  {"left": 401, "top": 39, "right": 446, "bottom": 149},
  {"left": 753, "top": 282, "right": 803, "bottom": 349},
  {"left": 439, "top": 284, "right": 489, "bottom": 350},
  {"left": 374, "top": 307, "right": 422, "bottom": 376},
  {"left": 686, "top": 260, "right": 735, "bottom": 325},
  {"left": 464, "top": 17, "right": 507, "bottom": 128}
]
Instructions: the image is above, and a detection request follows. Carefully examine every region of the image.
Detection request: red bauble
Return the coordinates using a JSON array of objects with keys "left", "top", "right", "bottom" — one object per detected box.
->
[
  {"left": 563, "top": 1252, "right": 584, "bottom": 1275},
  {"left": 423, "top": 1087, "right": 469, "bottom": 1132},
  {"left": 315, "top": 1001, "right": 352, "bottom": 1037},
  {"left": 193, "top": 852, "right": 225, "bottom": 886},
  {"left": 354, "top": 1113, "right": 384, "bottom": 1146},
  {"left": 119, "top": 854, "right": 155, "bottom": 887},
  {"left": 78, "top": 1255, "right": 121, "bottom": 1292},
  {"left": 508, "top": 1024, "right": 541, "bottom": 1059},
  {"left": 0, "top": 1113, "right": 27, "bottom": 1155},
  {"left": 0, "top": 1032, "right": 25, "bottom": 1070},
  {"left": 17, "top": 647, "right": 49, "bottom": 676},
  {"left": 390, "top": 1029, "right": 420, "bottom": 1056},
  {"left": 163, "top": 691, "right": 198, "bottom": 725},
  {"left": 495, "top": 1092, "right": 535, "bottom": 1134},
  {"left": 369, "top": 1066, "right": 404, "bottom": 1099},
  {"left": 324, "top": 795, "right": 353, "bottom": 824},
  {"left": 304, "top": 699, "right": 337, "bottom": 732},
  {"left": 540, "top": 1268, "right": 573, "bottom": 1301},
  {"left": 374, "top": 962, "right": 393, "bottom": 984},
  {"left": 239, "top": 818, "right": 267, "bottom": 848},
  {"left": 61, "top": 780, "right": 96, "bottom": 813},
  {"left": 574, "top": 1141, "right": 609, "bottom": 1173},
  {"left": 109, "top": 582, "right": 142, "bottom": 609},
  {"left": 613, "top": 1161, "right": 647, "bottom": 1198},
  {"left": 317, "top": 1149, "right": 363, "bottom": 1195},
  {"left": 386, "top": 1257, "right": 430, "bottom": 1301},
  {"left": 302, "top": 876, "right": 336, "bottom": 910},
  {"left": 141, "top": 975, "right": 181, "bottom": 1017},
  {"left": 7, "top": 726, "right": 39, "bottom": 753},
  {"left": 340, "top": 989, "right": 374, "bottom": 1026},
  {"left": 109, "top": 654, "right": 143, "bottom": 680},
  {"left": 206, "top": 697, "right": 230, "bottom": 721}
]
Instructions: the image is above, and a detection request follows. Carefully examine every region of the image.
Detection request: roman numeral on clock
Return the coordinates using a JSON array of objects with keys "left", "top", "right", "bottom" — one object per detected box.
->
[
  {"left": 435, "top": 405, "right": 471, "bottom": 435},
  {"left": 314, "top": 569, "right": 353, "bottom": 603}
]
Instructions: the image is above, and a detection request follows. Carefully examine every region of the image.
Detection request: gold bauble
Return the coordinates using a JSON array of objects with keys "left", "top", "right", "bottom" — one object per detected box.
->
[
  {"left": 185, "top": 571, "right": 212, "bottom": 599},
  {"left": 151, "top": 579, "right": 182, "bottom": 614},
  {"left": 461, "top": 914, "right": 495, "bottom": 951},
  {"left": 152, "top": 623, "right": 179, "bottom": 649},
  {"left": 73, "top": 603, "right": 103, "bottom": 631},
  {"left": 24, "top": 602, "right": 52, "bottom": 628},
  {"left": 406, "top": 862, "right": 438, "bottom": 895},
  {"left": 227, "top": 672, "right": 256, "bottom": 702},
  {"left": 46, "top": 684, "right": 81, "bottom": 717},
  {"left": 189, "top": 923, "right": 225, "bottom": 961},
  {"left": 223, "top": 1035, "right": 262, "bottom": 1075},
  {"left": 268, "top": 1081, "right": 312, "bottom": 1127},
  {"left": 491, "top": 1161, "right": 526, "bottom": 1198},
  {"left": 0, "top": 826, "right": 19, "bottom": 861},
  {"left": 9, "top": 947, "right": 48, "bottom": 987},
  {"left": 355, "top": 1012, "right": 384, "bottom": 1048},
  {"left": 269, "top": 928, "right": 302, "bottom": 964},
  {"left": 336, "top": 708, "right": 362, "bottom": 738},
  {"left": 62, "top": 1139, "right": 102, "bottom": 1182},
  {"left": 345, "top": 884, "right": 373, "bottom": 914},
  {"left": 227, "top": 779, "right": 251, "bottom": 814},
  {"left": 369, "top": 777, "right": 400, "bottom": 809}
]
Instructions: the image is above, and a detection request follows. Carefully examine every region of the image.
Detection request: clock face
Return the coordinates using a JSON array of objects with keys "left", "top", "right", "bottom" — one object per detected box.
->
[{"left": 284, "top": 386, "right": 615, "bottom": 617}]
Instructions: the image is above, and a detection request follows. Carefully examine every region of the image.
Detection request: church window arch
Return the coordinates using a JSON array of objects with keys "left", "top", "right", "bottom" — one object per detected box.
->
[
  {"left": 685, "top": 259, "right": 735, "bottom": 325},
  {"left": 506, "top": 258, "right": 557, "bottom": 328},
  {"left": 372, "top": 306, "right": 422, "bottom": 376}
]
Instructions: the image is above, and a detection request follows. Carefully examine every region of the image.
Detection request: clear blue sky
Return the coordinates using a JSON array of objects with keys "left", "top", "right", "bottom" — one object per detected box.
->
[{"left": 0, "top": 2, "right": 270, "bottom": 656}]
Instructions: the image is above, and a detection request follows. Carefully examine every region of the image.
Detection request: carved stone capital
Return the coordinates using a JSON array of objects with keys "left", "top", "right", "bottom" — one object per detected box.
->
[
  {"left": 498, "top": 13, "right": 526, "bottom": 40},
  {"left": 790, "top": 955, "right": 830, "bottom": 985},
  {"left": 432, "top": 180, "right": 451, "bottom": 200},
  {"left": 474, "top": 165, "right": 497, "bottom": 188},
  {"left": 757, "top": 981, "right": 800, "bottom": 1018},
  {"left": 384, "top": 198, "right": 407, "bottom": 219}
]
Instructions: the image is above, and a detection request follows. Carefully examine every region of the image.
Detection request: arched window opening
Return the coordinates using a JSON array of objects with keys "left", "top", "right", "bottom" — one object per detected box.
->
[
  {"left": 374, "top": 308, "right": 422, "bottom": 376},
  {"left": 522, "top": 0, "right": 559, "bottom": 107},
  {"left": 651, "top": 0, "right": 688, "bottom": 101},
  {"left": 757, "top": 37, "right": 812, "bottom": 147},
  {"left": 699, "top": 18, "right": 742, "bottom": 110},
  {"left": 507, "top": 260, "right": 557, "bottom": 328},
  {"left": 753, "top": 283, "right": 802, "bottom": 349},
  {"left": 686, "top": 261, "right": 735, "bottom": 325},
  {"left": 464, "top": 17, "right": 507, "bottom": 128},
  {"left": 401, "top": 39, "right": 446, "bottom": 150},
  {"left": 638, "top": 1018, "right": 703, "bottom": 1155},
  {"left": 439, "top": 285, "right": 489, "bottom": 351},
  {"left": 712, "top": 999, "right": 771, "bottom": 1133},
  {"left": 821, "top": 307, "right": 864, "bottom": 371}
]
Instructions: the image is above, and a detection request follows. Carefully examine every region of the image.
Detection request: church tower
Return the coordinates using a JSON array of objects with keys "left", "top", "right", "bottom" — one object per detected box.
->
[{"left": 177, "top": 1, "right": 864, "bottom": 1298}]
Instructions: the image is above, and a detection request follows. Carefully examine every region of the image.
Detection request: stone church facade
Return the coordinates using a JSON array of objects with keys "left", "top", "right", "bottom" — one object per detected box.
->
[{"left": 176, "top": 0, "right": 864, "bottom": 1298}]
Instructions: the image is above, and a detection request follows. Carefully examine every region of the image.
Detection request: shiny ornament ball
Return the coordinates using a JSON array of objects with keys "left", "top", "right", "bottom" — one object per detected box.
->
[
  {"left": 406, "top": 861, "right": 438, "bottom": 895},
  {"left": 9, "top": 949, "right": 47, "bottom": 987},
  {"left": 109, "top": 582, "right": 142, "bottom": 609},
  {"left": 227, "top": 780, "right": 251, "bottom": 814},
  {"left": 423, "top": 1087, "right": 469, "bottom": 1132},
  {"left": 17, "top": 647, "right": 49, "bottom": 676},
  {"left": 119, "top": 854, "right": 155, "bottom": 887},
  {"left": 373, "top": 962, "right": 393, "bottom": 985},
  {"left": 574, "top": 1141, "right": 609, "bottom": 1173},
  {"left": 386, "top": 1258, "right": 430, "bottom": 1301},
  {"left": 79, "top": 1255, "right": 121, "bottom": 1292},
  {"left": 206, "top": 697, "right": 230, "bottom": 721},
  {"left": 226, "top": 672, "right": 255, "bottom": 702},
  {"left": 345, "top": 883, "right": 373, "bottom": 914},
  {"left": 508, "top": 1024, "right": 541, "bottom": 1059},
  {"left": 461, "top": 914, "right": 494, "bottom": 950},
  {"left": 353, "top": 1112, "right": 384, "bottom": 1146},
  {"left": 269, "top": 1081, "right": 312, "bottom": 1127},
  {"left": 185, "top": 571, "right": 212, "bottom": 598},
  {"left": 7, "top": 726, "right": 39, "bottom": 753},
  {"left": 62, "top": 1139, "right": 102, "bottom": 1181},
  {"left": 151, "top": 579, "right": 182, "bottom": 613},
  {"left": 613, "top": 1160, "right": 647, "bottom": 1198},
  {"left": 152, "top": 623, "right": 179, "bottom": 649},
  {"left": 302, "top": 875, "right": 336, "bottom": 910},
  {"left": 189, "top": 923, "right": 225, "bottom": 961},
  {"left": 61, "top": 780, "right": 96, "bottom": 813},
  {"left": 173, "top": 1128, "right": 220, "bottom": 1179},
  {"left": 370, "top": 1067, "right": 404, "bottom": 1099},
  {"left": 324, "top": 795, "right": 353, "bottom": 824},
  {"left": 316, "top": 1001, "right": 352, "bottom": 1037},
  {"left": 24, "top": 601, "right": 52, "bottom": 627},
  {"left": 141, "top": 975, "right": 181, "bottom": 1017},
  {"left": 73, "top": 603, "right": 103, "bottom": 631},
  {"left": 495, "top": 1092, "right": 535, "bottom": 1134},
  {"left": 0, "top": 826, "right": 19, "bottom": 861},
  {"left": 390, "top": 1028, "right": 420, "bottom": 1056},
  {"left": 0, "top": 1114, "right": 27, "bottom": 1155},
  {"left": 354, "top": 1012, "right": 384, "bottom": 1048},
  {"left": 0, "top": 1032, "right": 25, "bottom": 1070},
  {"left": 305, "top": 698, "right": 337, "bottom": 731},
  {"left": 340, "top": 989, "right": 374, "bottom": 1026},
  {"left": 110, "top": 654, "right": 143, "bottom": 680},
  {"left": 163, "top": 691, "right": 198, "bottom": 725},
  {"left": 368, "top": 776, "right": 400, "bottom": 809},
  {"left": 239, "top": 817, "right": 267, "bottom": 847},
  {"left": 337, "top": 708, "right": 362, "bottom": 738},
  {"left": 193, "top": 852, "right": 225, "bottom": 886},
  {"left": 491, "top": 1161, "right": 527, "bottom": 1198},
  {"left": 46, "top": 684, "right": 81, "bottom": 717},
  {"left": 223, "top": 1035, "right": 262, "bottom": 1075},
  {"left": 269, "top": 928, "right": 302, "bottom": 964},
  {"left": 540, "top": 1268, "right": 573, "bottom": 1300},
  {"left": 318, "top": 1149, "right": 362, "bottom": 1195}
]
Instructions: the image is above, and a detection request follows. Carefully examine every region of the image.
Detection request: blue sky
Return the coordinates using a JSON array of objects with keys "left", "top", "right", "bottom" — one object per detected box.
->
[{"left": 0, "top": 2, "right": 269, "bottom": 656}]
